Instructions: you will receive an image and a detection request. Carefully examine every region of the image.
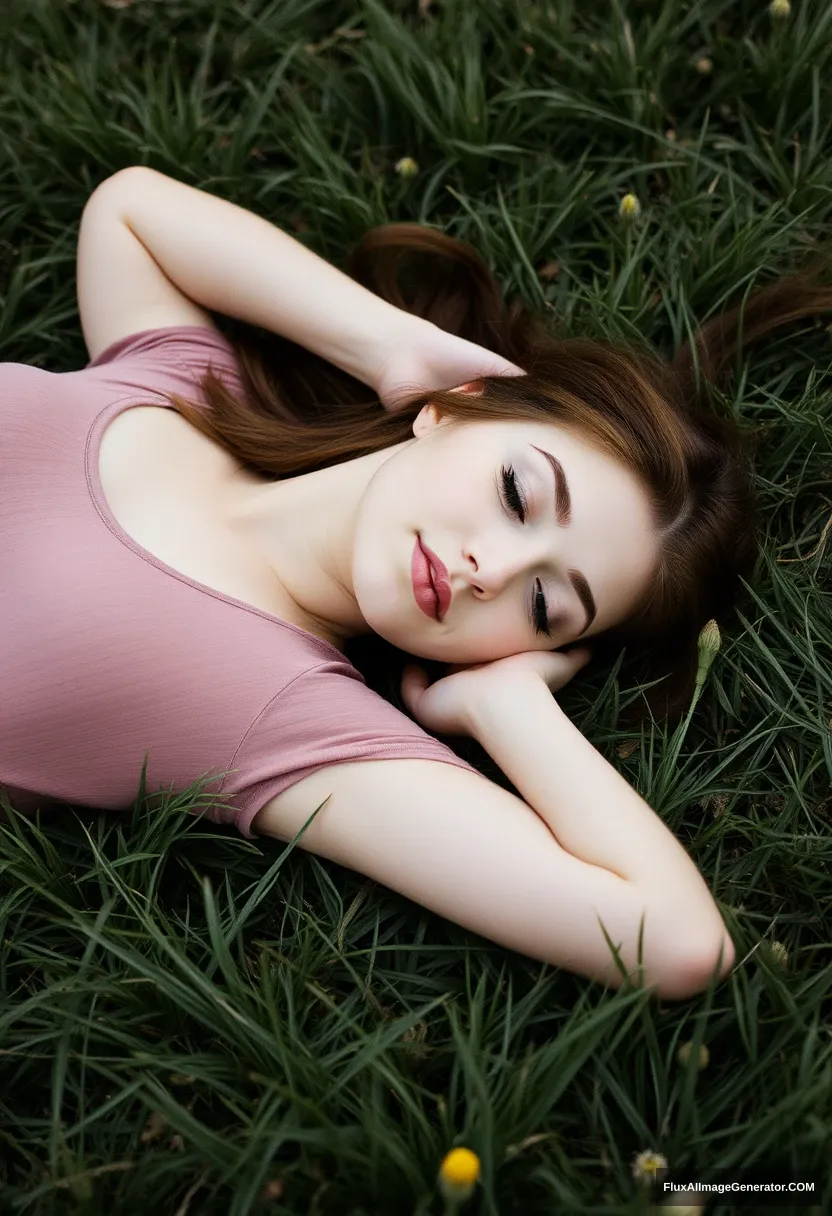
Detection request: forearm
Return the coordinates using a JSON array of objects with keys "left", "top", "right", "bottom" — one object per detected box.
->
[
  {"left": 99, "top": 165, "right": 423, "bottom": 388},
  {"left": 468, "top": 679, "right": 730, "bottom": 940}
]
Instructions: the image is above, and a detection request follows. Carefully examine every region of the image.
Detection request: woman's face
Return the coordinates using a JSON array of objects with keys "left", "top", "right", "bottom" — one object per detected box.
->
[{"left": 350, "top": 404, "right": 660, "bottom": 664}]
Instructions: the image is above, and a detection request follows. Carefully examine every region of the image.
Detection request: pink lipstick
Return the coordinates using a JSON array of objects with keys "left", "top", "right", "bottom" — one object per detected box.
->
[{"left": 411, "top": 536, "right": 452, "bottom": 620}]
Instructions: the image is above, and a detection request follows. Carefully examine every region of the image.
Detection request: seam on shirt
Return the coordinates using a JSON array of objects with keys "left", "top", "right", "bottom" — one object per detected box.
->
[
  {"left": 84, "top": 391, "right": 174, "bottom": 524},
  {"left": 85, "top": 324, "right": 237, "bottom": 369},
  {"left": 220, "top": 662, "right": 350, "bottom": 795},
  {"left": 233, "top": 741, "right": 478, "bottom": 820},
  {"left": 224, "top": 665, "right": 477, "bottom": 814}
]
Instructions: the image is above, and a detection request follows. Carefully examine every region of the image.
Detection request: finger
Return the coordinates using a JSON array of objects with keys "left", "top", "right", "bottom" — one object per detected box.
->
[
  {"left": 567, "top": 646, "right": 593, "bottom": 670},
  {"left": 400, "top": 664, "right": 429, "bottom": 708},
  {"left": 544, "top": 646, "right": 592, "bottom": 685},
  {"left": 550, "top": 645, "right": 591, "bottom": 662},
  {"left": 488, "top": 360, "right": 526, "bottom": 379}
]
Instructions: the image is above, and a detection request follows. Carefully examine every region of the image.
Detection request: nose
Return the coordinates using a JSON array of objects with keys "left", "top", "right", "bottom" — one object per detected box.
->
[{"left": 465, "top": 535, "right": 546, "bottom": 597}]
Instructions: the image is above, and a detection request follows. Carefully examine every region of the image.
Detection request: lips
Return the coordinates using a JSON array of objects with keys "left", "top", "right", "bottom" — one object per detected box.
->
[{"left": 412, "top": 535, "right": 452, "bottom": 620}]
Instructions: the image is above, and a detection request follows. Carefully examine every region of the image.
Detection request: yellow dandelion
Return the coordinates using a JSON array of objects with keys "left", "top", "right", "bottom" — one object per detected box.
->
[
  {"left": 769, "top": 939, "right": 789, "bottom": 967},
  {"left": 394, "top": 156, "right": 419, "bottom": 178},
  {"left": 438, "top": 1147, "right": 481, "bottom": 1205},
  {"left": 632, "top": 1148, "right": 668, "bottom": 1183},
  {"left": 619, "top": 192, "right": 641, "bottom": 223},
  {"left": 677, "top": 1040, "right": 710, "bottom": 1070},
  {"left": 769, "top": 0, "right": 791, "bottom": 17}
]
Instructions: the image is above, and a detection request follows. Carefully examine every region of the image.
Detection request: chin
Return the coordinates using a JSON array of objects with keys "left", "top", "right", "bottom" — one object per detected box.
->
[{"left": 356, "top": 603, "right": 411, "bottom": 653}]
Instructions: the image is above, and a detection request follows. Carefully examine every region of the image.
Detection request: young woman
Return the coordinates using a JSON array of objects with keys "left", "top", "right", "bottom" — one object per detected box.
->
[{"left": 2, "top": 167, "right": 830, "bottom": 1001}]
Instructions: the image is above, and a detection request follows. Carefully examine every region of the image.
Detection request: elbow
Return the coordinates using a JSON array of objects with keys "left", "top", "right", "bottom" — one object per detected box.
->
[
  {"left": 654, "top": 929, "right": 736, "bottom": 1002},
  {"left": 84, "top": 166, "right": 153, "bottom": 212}
]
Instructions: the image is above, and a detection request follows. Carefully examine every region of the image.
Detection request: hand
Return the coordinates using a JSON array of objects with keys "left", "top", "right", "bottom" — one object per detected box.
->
[
  {"left": 400, "top": 647, "right": 593, "bottom": 738},
  {"left": 373, "top": 319, "right": 526, "bottom": 411}
]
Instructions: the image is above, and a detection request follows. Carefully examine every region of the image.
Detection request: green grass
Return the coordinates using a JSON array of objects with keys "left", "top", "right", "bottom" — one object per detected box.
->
[{"left": 1, "top": 0, "right": 831, "bottom": 1212}]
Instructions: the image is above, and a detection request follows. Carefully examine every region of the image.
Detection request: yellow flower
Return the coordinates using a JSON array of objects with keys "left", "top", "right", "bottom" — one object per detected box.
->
[
  {"left": 696, "top": 618, "right": 721, "bottom": 686},
  {"left": 677, "top": 1040, "right": 710, "bottom": 1070},
  {"left": 394, "top": 156, "right": 419, "bottom": 178},
  {"left": 438, "top": 1147, "right": 481, "bottom": 1203},
  {"left": 769, "top": 0, "right": 791, "bottom": 17},
  {"left": 632, "top": 1148, "right": 668, "bottom": 1183},
  {"left": 619, "top": 192, "right": 641, "bottom": 223}
]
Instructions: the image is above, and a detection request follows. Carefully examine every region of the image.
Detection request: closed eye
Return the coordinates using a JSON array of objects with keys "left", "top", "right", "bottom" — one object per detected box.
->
[{"left": 499, "top": 464, "right": 552, "bottom": 637}]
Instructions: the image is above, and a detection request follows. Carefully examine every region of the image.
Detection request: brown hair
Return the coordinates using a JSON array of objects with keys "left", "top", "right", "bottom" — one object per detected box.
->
[{"left": 163, "top": 224, "right": 832, "bottom": 727}]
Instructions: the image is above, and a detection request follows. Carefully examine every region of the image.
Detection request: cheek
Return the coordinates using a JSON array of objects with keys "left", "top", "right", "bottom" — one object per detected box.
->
[{"left": 461, "top": 600, "right": 530, "bottom": 653}]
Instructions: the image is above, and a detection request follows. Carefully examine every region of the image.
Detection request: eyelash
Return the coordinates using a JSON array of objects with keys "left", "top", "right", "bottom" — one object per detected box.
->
[{"left": 499, "top": 464, "right": 552, "bottom": 637}]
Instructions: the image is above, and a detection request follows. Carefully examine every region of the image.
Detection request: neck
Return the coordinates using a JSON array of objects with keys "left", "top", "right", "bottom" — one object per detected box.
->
[{"left": 224, "top": 440, "right": 413, "bottom": 645}]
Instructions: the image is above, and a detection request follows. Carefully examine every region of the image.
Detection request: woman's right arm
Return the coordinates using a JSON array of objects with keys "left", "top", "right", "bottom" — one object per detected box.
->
[
  {"left": 84, "top": 166, "right": 425, "bottom": 388},
  {"left": 87, "top": 167, "right": 523, "bottom": 411},
  {"left": 252, "top": 745, "right": 734, "bottom": 1002}
]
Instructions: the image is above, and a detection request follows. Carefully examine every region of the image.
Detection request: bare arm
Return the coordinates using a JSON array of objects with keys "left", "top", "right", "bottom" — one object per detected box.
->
[
  {"left": 80, "top": 165, "right": 525, "bottom": 407},
  {"left": 400, "top": 652, "right": 734, "bottom": 973},
  {"left": 254, "top": 750, "right": 733, "bottom": 1002},
  {"left": 93, "top": 165, "right": 427, "bottom": 388},
  {"left": 466, "top": 677, "right": 734, "bottom": 965}
]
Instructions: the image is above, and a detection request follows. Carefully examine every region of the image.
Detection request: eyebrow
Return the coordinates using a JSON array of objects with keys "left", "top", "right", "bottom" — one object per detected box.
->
[{"left": 529, "top": 444, "right": 597, "bottom": 637}]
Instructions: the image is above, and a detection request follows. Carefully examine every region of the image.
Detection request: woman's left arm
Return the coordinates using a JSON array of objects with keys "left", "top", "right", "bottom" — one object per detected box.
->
[{"left": 97, "top": 166, "right": 523, "bottom": 408}]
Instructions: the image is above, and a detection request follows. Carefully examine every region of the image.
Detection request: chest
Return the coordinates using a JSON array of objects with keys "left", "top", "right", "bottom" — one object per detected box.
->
[{"left": 97, "top": 405, "right": 318, "bottom": 633}]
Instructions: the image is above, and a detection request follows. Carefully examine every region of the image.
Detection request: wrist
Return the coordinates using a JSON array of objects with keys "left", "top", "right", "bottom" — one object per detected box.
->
[
  {"left": 464, "top": 672, "right": 557, "bottom": 739},
  {"left": 359, "top": 312, "right": 437, "bottom": 396},
  {"left": 324, "top": 300, "right": 427, "bottom": 390}
]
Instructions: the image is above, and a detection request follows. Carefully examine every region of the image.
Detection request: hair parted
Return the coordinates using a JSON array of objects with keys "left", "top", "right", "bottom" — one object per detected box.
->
[{"left": 162, "top": 223, "right": 832, "bottom": 727}]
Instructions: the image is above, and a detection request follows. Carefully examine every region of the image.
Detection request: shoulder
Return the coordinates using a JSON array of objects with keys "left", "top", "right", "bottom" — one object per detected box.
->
[
  {"left": 84, "top": 323, "right": 239, "bottom": 374},
  {"left": 82, "top": 324, "right": 247, "bottom": 405}
]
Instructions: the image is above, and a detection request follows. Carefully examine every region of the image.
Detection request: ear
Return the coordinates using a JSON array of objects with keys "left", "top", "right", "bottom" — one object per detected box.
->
[
  {"left": 412, "top": 382, "right": 484, "bottom": 437},
  {"left": 412, "top": 401, "right": 445, "bottom": 438}
]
